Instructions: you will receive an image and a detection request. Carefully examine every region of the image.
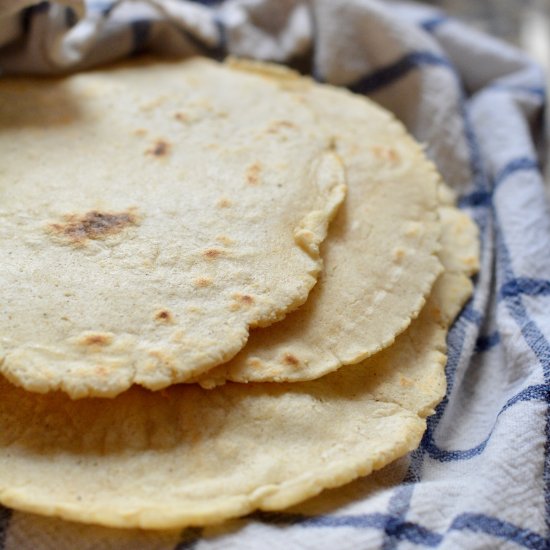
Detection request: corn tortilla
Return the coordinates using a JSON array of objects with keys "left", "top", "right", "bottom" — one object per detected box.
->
[
  {"left": 0, "top": 205, "right": 477, "bottom": 529},
  {"left": 0, "top": 58, "right": 346, "bottom": 398},
  {"left": 198, "top": 61, "right": 443, "bottom": 387}
]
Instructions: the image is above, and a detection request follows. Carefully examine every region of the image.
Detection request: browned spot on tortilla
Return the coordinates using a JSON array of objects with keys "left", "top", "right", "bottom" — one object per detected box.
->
[
  {"left": 236, "top": 294, "right": 254, "bottom": 305},
  {"left": 95, "top": 365, "right": 109, "bottom": 377},
  {"left": 216, "top": 235, "right": 233, "bottom": 246},
  {"left": 246, "top": 358, "right": 263, "bottom": 369},
  {"left": 372, "top": 145, "right": 400, "bottom": 163},
  {"left": 203, "top": 248, "right": 224, "bottom": 260},
  {"left": 155, "top": 309, "right": 174, "bottom": 324},
  {"left": 229, "top": 294, "right": 254, "bottom": 312},
  {"left": 217, "top": 198, "right": 232, "bottom": 208},
  {"left": 393, "top": 247, "right": 406, "bottom": 262},
  {"left": 170, "top": 330, "right": 186, "bottom": 343},
  {"left": 430, "top": 305, "right": 443, "bottom": 323},
  {"left": 388, "top": 149, "right": 399, "bottom": 162},
  {"left": 267, "top": 120, "right": 296, "bottom": 133},
  {"left": 246, "top": 162, "right": 262, "bottom": 185},
  {"left": 148, "top": 349, "right": 176, "bottom": 369},
  {"left": 283, "top": 353, "right": 300, "bottom": 367},
  {"left": 133, "top": 128, "right": 147, "bottom": 137},
  {"left": 47, "top": 210, "right": 138, "bottom": 245},
  {"left": 146, "top": 139, "right": 171, "bottom": 157},
  {"left": 174, "top": 112, "right": 188, "bottom": 123},
  {"left": 78, "top": 332, "right": 113, "bottom": 347},
  {"left": 194, "top": 277, "right": 213, "bottom": 288},
  {"left": 399, "top": 374, "right": 414, "bottom": 388}
]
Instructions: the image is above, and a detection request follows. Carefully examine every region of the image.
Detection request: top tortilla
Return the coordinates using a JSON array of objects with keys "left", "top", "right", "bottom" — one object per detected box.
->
[
  {"left": 198, "top": 61, "right": 443, "bottom": 387},
  {"left": 0, "top": 204, "right": 478, "bottom": 530},
  {"left": 0, "top": 58, "right": 346, "bottom": 398}
]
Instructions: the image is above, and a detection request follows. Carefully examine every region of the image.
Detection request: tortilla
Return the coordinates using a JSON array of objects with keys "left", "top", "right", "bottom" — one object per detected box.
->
[
  {"left": 0, "top": 58, "right": 346, "bottom": 398},
  {"left": 0, "top": 205, "right": 477, "bottom": 529},
  {"left": 197, "top": 61, "right": 443, "bottom": 387}
]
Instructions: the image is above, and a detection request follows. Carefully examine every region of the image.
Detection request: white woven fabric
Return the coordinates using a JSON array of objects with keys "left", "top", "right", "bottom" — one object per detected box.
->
[{"left": 0, "top": 1, "right": 548, "bottom": 548}]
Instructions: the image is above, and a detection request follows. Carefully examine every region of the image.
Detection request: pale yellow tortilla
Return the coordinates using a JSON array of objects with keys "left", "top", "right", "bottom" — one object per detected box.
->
[
  {"left": 0, "top": 205, "right": 477, "bottom": 530},
  {"left": 0, "top": 58, "right": 346, "bottom": 398},
  {"left": 197, "top": 61, "right": 443, "bottom": 387}
]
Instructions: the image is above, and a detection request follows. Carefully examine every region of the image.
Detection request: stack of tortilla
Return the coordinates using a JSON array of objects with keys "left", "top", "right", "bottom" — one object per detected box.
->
[{"left": 0, "top": 57, "right": 478, "bottom": 529}]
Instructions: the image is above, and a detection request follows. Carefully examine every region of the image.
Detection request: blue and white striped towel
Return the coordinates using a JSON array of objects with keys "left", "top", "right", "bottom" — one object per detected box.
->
[{"left": 0, "top": 1, "right": 549, "bottom": 548}]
